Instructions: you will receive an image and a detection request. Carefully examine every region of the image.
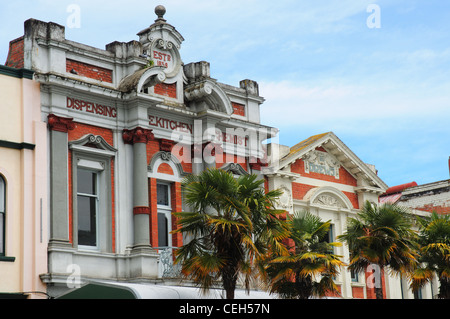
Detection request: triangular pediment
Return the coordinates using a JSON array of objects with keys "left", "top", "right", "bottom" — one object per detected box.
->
[{"left": 273, "top": 132, "right": 388, "bottom": 191}]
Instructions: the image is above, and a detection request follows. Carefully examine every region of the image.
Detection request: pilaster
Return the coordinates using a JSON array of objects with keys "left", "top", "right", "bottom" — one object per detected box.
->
[
  {"left": 47, "top": 114, "right": 74, "bottom": 248},
  {"left": 123, "top": 127, "right": 154, "bottom": 249}
]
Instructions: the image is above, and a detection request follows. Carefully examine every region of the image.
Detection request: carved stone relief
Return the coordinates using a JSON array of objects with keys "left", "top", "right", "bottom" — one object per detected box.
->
[
  {"left": 313, "top": 194, "right": 345, "bottom": 208},
  {"left": 278, "top": 186, "right": 293, "bottom": 210},
  {"left": 303, "top": 150, "right": 340, "bottom": 179}
]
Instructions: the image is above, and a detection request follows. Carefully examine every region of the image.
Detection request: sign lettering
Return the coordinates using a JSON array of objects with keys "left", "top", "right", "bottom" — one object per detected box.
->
[
  {"left": 149, "top": 115, "right": 193, "bottom": 134},
  {"left": 67, "top": 97, "right": 117, "bottom": 118},
  {"left": 153, "top": 50, "right": 172, "bottom": 68},
  {"left": 215, "top": 131, "right": 248, "bottom": 146}
]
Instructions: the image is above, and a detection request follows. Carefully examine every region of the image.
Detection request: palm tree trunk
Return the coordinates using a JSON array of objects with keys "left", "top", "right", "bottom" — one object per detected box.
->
[
  {"left": 225, "top": 287, "right": 235, "bottom": 299},
  {"left": 375, "top": 287, "right": 383, "bottom": 299},
  {"left": 295, "top": 272, "right": 313, "bottom": 299},
  {"left": 218, "top": 226, "right": 241, "bottom": 299},
  {"left": 222, "top": 265, "right": 238, "bottom": 299},
  {"left": 375, "top": 268, "right": 384, "bottom": 299},
  {"left": 439, "top": 277, "right": 450, "bottom": 299}
]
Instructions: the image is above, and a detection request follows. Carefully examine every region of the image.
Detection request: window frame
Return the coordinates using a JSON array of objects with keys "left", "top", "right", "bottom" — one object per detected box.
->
[
  {"left": 0, "top": 174, "right": 15, "bottom": 262},
  {"left": 76, "top": 167, "right": 100, "bottom": 250},
  {"left": 0, "top": 175, "right": 5, "bottom": 257},
  {"left": 351, "top": 269, "right": 360, "bottom": 283},
  {"left": 69, "top": 140, "right": 115, "bottom": 253},
  {"left": 157, "top": 182, "right": 172, "bottom": 248}
]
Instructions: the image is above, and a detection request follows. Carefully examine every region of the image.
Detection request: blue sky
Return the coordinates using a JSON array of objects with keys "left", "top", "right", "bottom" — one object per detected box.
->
[{"left": 1, "top": 0, "right": 449, "bottom": 187}]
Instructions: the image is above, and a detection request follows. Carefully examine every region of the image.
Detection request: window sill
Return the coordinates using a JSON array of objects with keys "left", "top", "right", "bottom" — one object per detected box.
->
[{"left": 0, "top": 256, "right": 16, "bottom": 262}]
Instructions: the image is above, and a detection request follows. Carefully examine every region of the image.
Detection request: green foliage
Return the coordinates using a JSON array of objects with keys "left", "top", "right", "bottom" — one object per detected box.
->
[
  {"left": 339, "top": 202, "right": 418, "bottom": 273},
  {"left": 338, "top": 201, "right": 419, "bottom": 299},
  {"left": 409, "top": 212, "right": 450, "bottom": 298},
  {"left": 265, "top": 210, "right": 345, "bottom": 299},
  {"left": 173, "top": 169, "right": 290, "bottom": 299}
]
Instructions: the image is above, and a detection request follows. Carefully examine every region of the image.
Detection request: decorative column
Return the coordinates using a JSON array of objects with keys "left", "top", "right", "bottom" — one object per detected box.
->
[
  {"left": 123, "top": 127, "right": 154, "bottom": 250},
  {"left": 47, "top": 114, "right": 75, "bottom": 248}
]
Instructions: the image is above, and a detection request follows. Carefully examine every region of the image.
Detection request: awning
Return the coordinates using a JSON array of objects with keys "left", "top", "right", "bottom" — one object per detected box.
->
[{"left": 57, "top": 281, "right": 274, "bottom": 299}]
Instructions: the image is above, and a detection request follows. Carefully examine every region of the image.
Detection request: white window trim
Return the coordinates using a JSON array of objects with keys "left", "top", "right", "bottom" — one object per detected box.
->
[
  {"left": 71, "top": 153, "right": 113, "bottom": 253},
  {"left": 69, "top": 134, "right": 116, "bottom": 253},
  {"left": 76, "top": 167, "right": 101, "bottom": 251},
  {"left": 157, "top": 182, "right": 172, "bottom": 248}
]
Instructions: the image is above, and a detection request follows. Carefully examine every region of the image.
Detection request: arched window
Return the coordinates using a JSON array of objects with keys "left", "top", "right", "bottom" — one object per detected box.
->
[{"left": 0, "top": 175, "right": 5, "bottom": 256}]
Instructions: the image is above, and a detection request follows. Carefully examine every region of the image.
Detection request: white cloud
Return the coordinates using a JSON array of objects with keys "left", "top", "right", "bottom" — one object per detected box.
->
[{"left": 259, "top": 79, "right": 450, "bottom": 135}]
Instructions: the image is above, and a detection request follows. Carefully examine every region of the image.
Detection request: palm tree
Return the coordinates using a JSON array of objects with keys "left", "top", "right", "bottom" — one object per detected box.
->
[
  {"left": 172, "top": 169, "right": 290, "bottom": 299},
  {"left": 265, "top": 211, "right": 345, "bottom": 299},
  {"left": 338, "top": 201, "right": 419, "bottom": 299},
  {"left": 409, "top": 212, "right": 450, "bottom": 299}
]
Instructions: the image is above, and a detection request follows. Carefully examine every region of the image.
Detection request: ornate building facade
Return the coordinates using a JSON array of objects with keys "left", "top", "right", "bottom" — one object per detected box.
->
[
  {"left": 5, "top": 6, "right": 274, "bottom": 297},
  {"left": 264, "top": 132, "right": 436, "bottom": 299},
  {"left": 3, "top": 5, "right": 439, "bottom": 299}
]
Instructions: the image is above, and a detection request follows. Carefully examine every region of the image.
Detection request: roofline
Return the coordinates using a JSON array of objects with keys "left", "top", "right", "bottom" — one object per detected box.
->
[
  {"left": 0, "top": 65, "right": 34, "bottom": 79},
  {"left": 277, "top": 132, "right": 388, "bottom": 191}
]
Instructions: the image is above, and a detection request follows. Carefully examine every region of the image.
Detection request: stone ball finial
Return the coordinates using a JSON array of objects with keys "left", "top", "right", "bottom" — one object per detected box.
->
[{"left": 155, "top": 5, "right": 167, "bottom": 21}]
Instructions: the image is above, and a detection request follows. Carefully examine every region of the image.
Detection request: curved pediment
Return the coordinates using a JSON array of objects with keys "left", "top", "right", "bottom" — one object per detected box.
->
[
  {"left": 118, "top": 67, "right": 166, "bottom": 93},
  {"left": 69, "top": 134, "right": 117, "bottom": 152},
  {"left": 184, "top": 78, "right": 233, "bottom": 115},
  {"left": 304, "top": 186, "right": 354, "bottom": 210},
  {"left": 148, "top": 151, "right": 189, "bottom": 178}
]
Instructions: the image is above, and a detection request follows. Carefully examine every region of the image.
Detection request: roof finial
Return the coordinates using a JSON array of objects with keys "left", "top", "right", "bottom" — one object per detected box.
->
[{"left": 155, "top": 5, "right": 167, "bottom": 23}]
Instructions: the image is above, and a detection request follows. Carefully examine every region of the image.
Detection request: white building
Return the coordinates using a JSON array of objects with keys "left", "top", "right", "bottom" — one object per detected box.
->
[{"left": 264, "top": 132, "right": 436, "bottom": 299}]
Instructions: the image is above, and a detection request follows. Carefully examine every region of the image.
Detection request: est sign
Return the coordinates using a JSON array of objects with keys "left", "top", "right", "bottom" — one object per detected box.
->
[{"left": 153, "top": 49, "right": 173, "bottom": 68}]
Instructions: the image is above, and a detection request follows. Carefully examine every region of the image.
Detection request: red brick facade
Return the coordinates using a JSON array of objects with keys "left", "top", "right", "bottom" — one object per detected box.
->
[
  {"left": 154, "top": 82, "right": 177, "bottom": 99},
  {"left": 352, "top": 286, "right": 365, "bottom": 299},
  {"left": 5, "top": 37, "right": 24, "bottom": 69},
  {"left": 232, "top": 102, "right": 246, "bottom": 116},
  {"left": 148, "top": 178, "right": 159, "bottom": 247},
  {"left": 171, "top": 182, "right": 183, "bottom": 247},
  {"left": 290, "top": 151, "right": 357, "bottom": 187},
  {"left": 66, "top": 59, "right": 113, "bottom": 83},
  {"left": 290, "top": 149, "right": 360, "bottom": 209},
  {"left": 157, "top": 163, "right": 174, "bottom": 175}
]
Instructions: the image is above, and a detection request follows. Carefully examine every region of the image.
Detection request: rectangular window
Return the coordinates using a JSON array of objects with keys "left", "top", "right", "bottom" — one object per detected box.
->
[
  {"left": 351, "top": 269, "right": 359, "bottom": 282},
  {"left": 0, "top": 176, "right": 5, "bottom": 256},
  {"left": 77, "top": 169, "right": 98, "bottom": 247},
  {"left": 326, "top": 224, "right": 334, "bottom": 243},
  {"left": 158, "top": 214, "right": 169, "bottom": 247},
  {"left": 157, "top": 183, "right": 171, "bottom": 248},
  {"left": 157, "top": 184, "right": 170, "bottom": 206}
]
